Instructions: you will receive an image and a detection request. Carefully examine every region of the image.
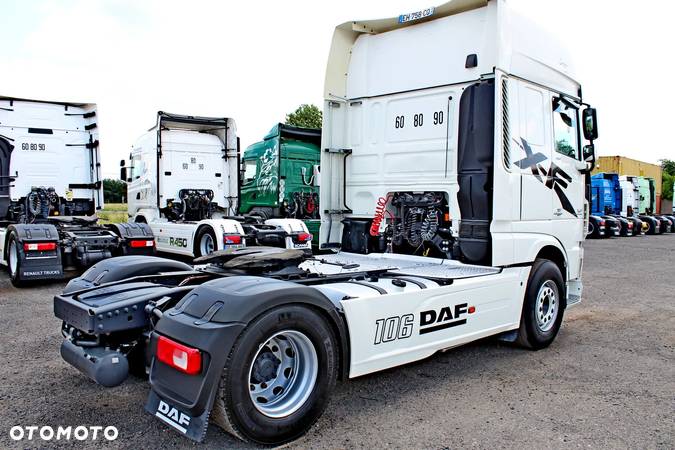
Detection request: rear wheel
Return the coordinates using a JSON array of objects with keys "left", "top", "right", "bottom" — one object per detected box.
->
[
  {"left": 194, "top": 227, "right": 216, "bottom": 257},
  {"left": 6, "top": 232, "right": 26, "bottom": 287},
  {"left": 587, "top": 221, "right": 595, "bottom": 238},
  {"left": 516, "top": 259, "right": 565, "bottom": 349},
  {"left": 212, "top": 305, "right": 338, "bottom": 445}
]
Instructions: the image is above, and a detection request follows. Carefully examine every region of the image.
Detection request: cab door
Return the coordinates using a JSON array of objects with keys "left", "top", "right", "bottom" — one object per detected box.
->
[
  {"left": 514, "top": 81, "right": 553, "bottom": 222},
  {"left": 549, "top": 94, "right": 585, "bottom": 222}
]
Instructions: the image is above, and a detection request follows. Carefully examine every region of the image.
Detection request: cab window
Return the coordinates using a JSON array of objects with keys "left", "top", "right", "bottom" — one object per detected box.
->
[
  {"left": 130, "top": 154, "right": 145, "bottom": 179},
  {"left": 552, "top": 97, "right": 579, "bottom": 159},
  {"left": 243, "top": 159, "right": 257, "bottom": 183}
]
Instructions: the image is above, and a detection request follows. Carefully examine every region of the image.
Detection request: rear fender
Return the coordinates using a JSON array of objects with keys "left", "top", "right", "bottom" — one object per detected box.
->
[
  {"left": 64, "top": 255, "right": 193, "bottom": 293},
  {"left": 7, "top": 223, "right": 63, "bottom": 281},
  {"left": 106, "top": 222, "right": 155, "bottom": 255},
  {"left": 193, "top": 219, "right": 246, "bottom": 251},
  {"left": 147, "top": 276, "right": 349, "bottom": 427}
]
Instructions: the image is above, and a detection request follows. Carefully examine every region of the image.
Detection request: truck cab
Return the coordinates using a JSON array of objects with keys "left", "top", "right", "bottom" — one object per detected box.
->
[
  {"left": 589, "top": 173, "right": 636, "bottom": 237},
  {"left": 55, "top": 1, "right": 602, "bottom": 445},
  {"left": 124, "top": 113, "right": 311, "bottom": 258},
  {"left": 239, "top": 124, "right": 321, "bottom": 245},
  {"left": 0, "top": 96, "right": 153, "bottom": 285},
  {"left": 638, "top": 176, "right": 669, "bottom": 234}
]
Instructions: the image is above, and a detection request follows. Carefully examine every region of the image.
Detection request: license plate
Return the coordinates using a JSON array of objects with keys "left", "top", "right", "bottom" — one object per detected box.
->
[{"left": 398, "top": 7, "right": 435, "bottom": 24}]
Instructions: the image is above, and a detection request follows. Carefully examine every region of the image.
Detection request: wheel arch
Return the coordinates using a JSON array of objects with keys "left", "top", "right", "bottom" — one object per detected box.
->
[{"left": 535, "top": 245, "right": 567, "bottom": 283}]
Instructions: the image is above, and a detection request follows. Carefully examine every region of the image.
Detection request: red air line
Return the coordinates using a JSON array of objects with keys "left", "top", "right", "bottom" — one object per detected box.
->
[{"left": 370, "top": 195, "right": 394, "bottom": 237}]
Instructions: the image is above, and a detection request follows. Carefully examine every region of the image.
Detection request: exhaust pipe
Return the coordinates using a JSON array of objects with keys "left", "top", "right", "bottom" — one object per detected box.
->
[{"left": 60, "top": 339, "right": 129, "bottom": 387}]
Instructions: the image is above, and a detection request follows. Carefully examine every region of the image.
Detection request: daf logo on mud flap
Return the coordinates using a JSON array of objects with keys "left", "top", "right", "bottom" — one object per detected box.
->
[
  {"left": 169, "top": 237, "right": 188, "bottom": 248},
  {"left": 156, "top": 400, "right": 190, "bottom": 433},
  {"left": 419, "top": 303, "right": 475, "bottom": 335}
]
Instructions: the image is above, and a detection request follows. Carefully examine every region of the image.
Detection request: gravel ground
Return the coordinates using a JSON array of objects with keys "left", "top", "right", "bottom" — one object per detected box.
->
[{"left": 0, "top": 237, "right": 673, "bottom": 449}]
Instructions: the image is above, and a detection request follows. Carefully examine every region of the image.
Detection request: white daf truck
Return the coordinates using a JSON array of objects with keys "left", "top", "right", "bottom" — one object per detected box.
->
[
  {"left": 123, "top": 112, "right": 312, "bottom": 258},
  {"left": 56, "top": 0, "right": 598, "bottom": 445},
  {"left": 0, "top": 96, "right": 154, "bottom": 286}
]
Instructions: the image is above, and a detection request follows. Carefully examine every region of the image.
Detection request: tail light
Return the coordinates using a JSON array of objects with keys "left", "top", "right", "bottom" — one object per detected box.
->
[
  {"left": 129, "top": 239, "right": 155, "bottom": 248},
  {"left": 600, "top": 220, "right": 606, "bottom": 226},
  {"left": 156, "top": 336, "right": 202, "bottom": 375},
  {"left": 628, "top": 222, "right": 633, "bottom": 229},
  {"left": 23, "top": 242, "right": 57, "bottom": 251},
  {"left": 224, "top": 234, "right": 242, "bottom": 245},
  {"left": 296, "top": 232, "right": 312, "bottom": 243}
]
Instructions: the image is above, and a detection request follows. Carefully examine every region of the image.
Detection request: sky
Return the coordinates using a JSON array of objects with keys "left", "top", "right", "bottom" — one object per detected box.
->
[{"left": 1, "top": 0, "right": 674, "bottom": 177}]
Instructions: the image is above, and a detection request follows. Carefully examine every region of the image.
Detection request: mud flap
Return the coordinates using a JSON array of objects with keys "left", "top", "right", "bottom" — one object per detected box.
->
[
  {"left": 11, "top": 224, "right": 64, "bottom": 281},
  {"left": 145, "top": 390, "right": 213, "bottom": 442}
]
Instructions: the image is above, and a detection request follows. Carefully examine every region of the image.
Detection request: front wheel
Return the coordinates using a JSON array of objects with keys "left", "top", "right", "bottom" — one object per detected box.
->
[
  {"left": 212, "top": 305, "right": 338, "bottom": 445},
  {"left": 516, "top": 259, "right": 565, "bottom": 350}
]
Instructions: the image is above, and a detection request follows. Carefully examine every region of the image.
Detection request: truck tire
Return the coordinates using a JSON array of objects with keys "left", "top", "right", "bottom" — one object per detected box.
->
[
  {"left": 194, "top": 226, "right": 217, "bottom": 258},
  {"left": 6, "top": 231, "right": 26, "bottom": 287},
  {"left": 212, "top": 305, "right": 338, "bottom": 445},
  {"left": 516, "top": 259, "right": 565, "bottom": 350}
]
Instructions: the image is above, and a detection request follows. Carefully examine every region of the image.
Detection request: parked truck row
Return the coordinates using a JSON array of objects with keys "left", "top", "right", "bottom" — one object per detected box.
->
[
  {"left": 0, "top": 106, "right": 318, "bottom": 286},
  {"left": 588, "top": 172, "right": 674, "bottom": 238}
]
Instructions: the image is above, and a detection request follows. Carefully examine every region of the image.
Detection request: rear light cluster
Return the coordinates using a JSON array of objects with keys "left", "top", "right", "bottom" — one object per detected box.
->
[
  {"left": 129, "top": 239, "right": 155, "bottom": 248},
  {"left": 599, "top": 220, "right": 606, "bottom": 226},
  {"left": 296, "top": 232, "right": 312, "bottom": 243},
  {"left": 23, "top": 242, "right": 57, "bottom": 252},
  {"left": 224, "top": 234, "right": 243, "bottom": 245},
  {"left": 156, "top": 336, "right": 202, "bottom": 375}
]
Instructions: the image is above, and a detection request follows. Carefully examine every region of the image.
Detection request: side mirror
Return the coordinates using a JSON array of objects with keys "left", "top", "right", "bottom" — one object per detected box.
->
[
  {"left": 579, "top": 144, "right": 596, "bottom": 174},
  {"left": 119, "top": 159, "right": 125, "bottom": 167},
  {"left": 582, "top": 108, "right": 598, "bottom": 141},
  {"left": 120, "top": 167, "right": 127, "bottom": 182},
  {"left": 582, "top": 144, "right": 595, "bottom": 163}
]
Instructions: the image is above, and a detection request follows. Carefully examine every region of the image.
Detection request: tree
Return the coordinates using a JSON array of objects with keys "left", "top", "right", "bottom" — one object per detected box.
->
[
  {"left": 103, "top": 178, "right": 127, "bottom": 203},
  {"left": 660, "top": 159, "right": 675, "bottom": 176},
  {"left": 659, "top": 159, "right": 674, "bottom": 201},
  {"left": 285, "top": 104, "right": 322, "bottom": 129}
]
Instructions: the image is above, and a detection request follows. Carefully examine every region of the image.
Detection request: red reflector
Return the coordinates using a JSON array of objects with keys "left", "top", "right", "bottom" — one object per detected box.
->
[
  {"left": 628, "top": 223, "right": 633, "bottom": 228},
  {"left": 600, "top": 220, "right": 606, "bottom": 226},
  {"left": 156, "top": 336, "right": 201, "bottom": 375},
  {"left": 297, "top": 232, "right": 312, "bottom": 242},
  {"left": 23, "top": 242, "right": 57, "bottom": 251},
  {"left": 129, "top": 239, "right": 155, "bottom": 248},
  {"left": 224, "top": 234, "right": 242, "bottom": 245},
  {"left": 468, "top": 306, "right": 476, "bottom": 314}
]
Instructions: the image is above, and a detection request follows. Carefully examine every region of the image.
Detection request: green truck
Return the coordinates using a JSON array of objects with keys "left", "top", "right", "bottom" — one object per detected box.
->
[{"left": 239, "top": 124, "right": 321, "bottom": 245}]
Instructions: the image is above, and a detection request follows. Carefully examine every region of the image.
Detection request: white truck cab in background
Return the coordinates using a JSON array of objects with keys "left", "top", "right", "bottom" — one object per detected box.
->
[
  {"left": 124, "top": 112, "right": 311, "bottom": 258},
  {"left": 0, "top": 96, "right": 154, "bottom": 286}
]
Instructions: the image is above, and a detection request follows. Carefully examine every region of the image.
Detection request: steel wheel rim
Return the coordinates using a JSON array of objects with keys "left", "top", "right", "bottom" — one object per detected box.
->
[
  {"left": 536, "top": 280, "right": 558, "bottom": 332},
  {"left": 199, "top": 233, "right": 214, "bottom": 255},
  {"left": 248, "top": 330, "right": 318, "bottom": 418},
  {"left": 8, "top": 240, "right": 18, "bottom": 276}
]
